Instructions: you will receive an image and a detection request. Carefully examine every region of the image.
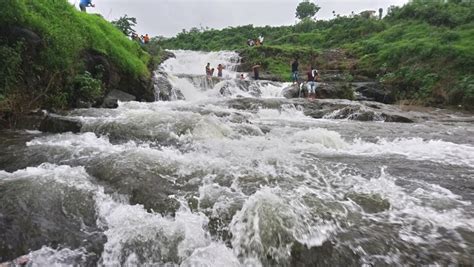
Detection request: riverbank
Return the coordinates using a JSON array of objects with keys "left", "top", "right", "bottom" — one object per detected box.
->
[{"left": 0, "top": 0, "right": 170, "bottom": 128}]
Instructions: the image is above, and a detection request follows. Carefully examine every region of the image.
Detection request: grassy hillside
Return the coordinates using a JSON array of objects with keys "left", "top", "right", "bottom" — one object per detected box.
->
[
  {"left": 0, "top": 0, "right": 151, "bottom": 116},
  {"left": 162, "top": 0, "right": 474, "bottom": 108}
]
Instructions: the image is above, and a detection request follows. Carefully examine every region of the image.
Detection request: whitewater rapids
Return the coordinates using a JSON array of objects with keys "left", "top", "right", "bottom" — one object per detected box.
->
[{"left": 0, "top": 50, "right": 473, "bottom": 266}]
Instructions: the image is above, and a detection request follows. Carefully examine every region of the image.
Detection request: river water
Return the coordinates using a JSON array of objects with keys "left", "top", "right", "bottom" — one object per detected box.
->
[{"left": 1, "top": 50, "right": 473, "bottom": 266}]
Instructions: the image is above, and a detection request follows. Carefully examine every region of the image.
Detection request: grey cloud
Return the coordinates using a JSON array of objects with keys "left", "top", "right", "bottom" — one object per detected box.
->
[{"left": 68, "top": 0, "right": 408, "bottom": 37}]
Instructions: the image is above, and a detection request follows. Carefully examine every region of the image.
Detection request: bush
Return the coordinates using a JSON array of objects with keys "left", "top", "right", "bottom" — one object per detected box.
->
[
  {"left": 449, "top": 76, "right": 474, "bottom": 108},
  {"left": 73, "top": 71, "right": 102, "bottom": 102},
  {"left": 0, "top": 42, "right": 24, "bottom": 96}
]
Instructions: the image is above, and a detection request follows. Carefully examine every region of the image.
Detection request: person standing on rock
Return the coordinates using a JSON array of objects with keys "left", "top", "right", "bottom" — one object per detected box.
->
[
  {"left": 306, "top": 66, "right": 319, "bottom": 99},
  {"left": 291, "top": 59, "right": 299, "bottom": 84},
  {"left": 252, "top": 64, "right": 261, "bottom": 80},
  {"left": 79, "top": 0, "right": 95, "bottom": 12},
  {"left": 205, "top": 63, "right": 211, "bottom": 76},
  {"left": 217, "top": 64, "right": 225, "bottom": 78}
]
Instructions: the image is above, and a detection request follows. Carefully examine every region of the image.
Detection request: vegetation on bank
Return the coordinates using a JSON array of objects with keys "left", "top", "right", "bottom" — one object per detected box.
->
[
  {"left": 0, "top": 0, "right": 152, "bottom": 119},
  {"left": 161, "top": 0, "right": 474, "bottom": 108}
]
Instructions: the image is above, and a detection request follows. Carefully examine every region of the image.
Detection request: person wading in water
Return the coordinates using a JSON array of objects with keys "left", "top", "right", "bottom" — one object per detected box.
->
[{"left": 217, "top": 64, "right": 225, "bottom": 78}]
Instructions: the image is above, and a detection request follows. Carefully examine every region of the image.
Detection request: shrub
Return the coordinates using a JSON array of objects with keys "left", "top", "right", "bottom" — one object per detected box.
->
[{"left": 72, "top": 71, "right": 102, "bottom": 103}]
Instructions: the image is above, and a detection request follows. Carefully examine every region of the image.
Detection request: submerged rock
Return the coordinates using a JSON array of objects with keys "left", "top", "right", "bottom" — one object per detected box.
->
[
  {"left": 291, "top": 241, "right": 360, "bottom": 266},
  {"left": 0, "top": 173, "right": 105, "bottom": 264},
  {"left": 345, "top": 192, "right": 391, "bottom": 214},
  {"left": 102, "top": 89, "right": 136, "bottom": 108},
  {"left": 155, "top": 71, "right": 185, "bottom": 101},
  {"left": 39, "top": 114, "right": 82, "bottom": 133}
]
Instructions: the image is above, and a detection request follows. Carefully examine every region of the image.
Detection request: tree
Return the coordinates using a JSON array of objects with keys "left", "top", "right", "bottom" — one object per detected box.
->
[
  {"left": 295, "top": 0, "right": 321, "bottom": 20},
  {"left": 379, "top": 8, "right": 383, "bottom": 19},
  {"left": 111, "top": 15, "right": 137, "bottom": 36}
]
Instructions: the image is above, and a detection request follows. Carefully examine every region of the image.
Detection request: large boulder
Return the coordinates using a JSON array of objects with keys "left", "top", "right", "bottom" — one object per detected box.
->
[
  {"left": 154, "top": 72, "right": 185, "bottom": 101},
  {"left": 82, "top": 50, "right": 155, "bottom": 103},
  {"left": 355, "top": 83, "right": 395, "bottom": 104},
  {"left": 39, "top": 114, "right": 82, "bottom": 133},
  {"left": 282, "top": 84, "right": 301, "bottom": 98}
]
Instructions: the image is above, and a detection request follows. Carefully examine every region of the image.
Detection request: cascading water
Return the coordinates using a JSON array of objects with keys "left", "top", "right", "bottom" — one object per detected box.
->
[{"left": 1, "top": 50, "right": 473, "bottom": 266}]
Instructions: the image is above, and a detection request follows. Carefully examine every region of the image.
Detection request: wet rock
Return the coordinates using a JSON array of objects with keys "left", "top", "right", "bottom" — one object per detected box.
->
[
  {"left": 39, "top": 114, "right": 82, "bottom": 133},
  {"left": 382, "top": 112, "right": 415, "bottom": 123},
  {"left": 155, "top": 72, "right": 185, "bottom": 101},
  {"left": 83, "top": 50, "right": 155, "bottom": 103},
  {"left": 317, "top": 83, "right": 354, "bottom": 100},
  {"left": 219, "top": 79, "right": 263, "bottom": 97},
  {"left": 325, "top": 106, "right": 383, "bottom": 121},
  {"left": 291, "top": 241, "right": 360, "bottom": 266},
  {"left": 4, "top": 110, "right": 47, "bottom": 130},
  {"left": 160, "top": 50, "right": 176, "bottom": 62},
  {"left": 282, "top": 84, "right": 300, "bottom": 98},
  {"left": 102, "top": 89, "right": 136, "bottom": 108},
  {"left": 355, "top": 83, "right": 395, "bottom": 104},
  {"left": 345, "top": 192, "right": 391, "bottom": 213}
]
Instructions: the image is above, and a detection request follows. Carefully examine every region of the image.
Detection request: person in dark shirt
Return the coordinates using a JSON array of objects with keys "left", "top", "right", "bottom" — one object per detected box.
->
[
  {"left": 205, "top": 63, "right": 211, "bottom": 76},
  {"left": 252, "top": 64, "right": 261, "bottom": 80},
  {"left": 291, "top": 59, "right": 299, "bottom": 84}
]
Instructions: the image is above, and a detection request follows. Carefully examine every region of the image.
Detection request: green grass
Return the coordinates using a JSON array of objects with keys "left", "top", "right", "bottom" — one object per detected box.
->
[{"left": 1, "top": 0, "right": 150, "bottom": 77}]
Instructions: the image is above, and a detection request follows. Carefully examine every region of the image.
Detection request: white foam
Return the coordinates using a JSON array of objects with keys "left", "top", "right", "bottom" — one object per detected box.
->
[
  {"left": 161, "top": 50, "right": 240, "bottom": 78},
  {"left": 349, "top": 137, "right": 474, "bottom": 167},
  {"left": 181, "top": 243, "right": 240, "bottom": 267},
  {"left": 26, "top": 247, "right": 88, "bottom": 267}
]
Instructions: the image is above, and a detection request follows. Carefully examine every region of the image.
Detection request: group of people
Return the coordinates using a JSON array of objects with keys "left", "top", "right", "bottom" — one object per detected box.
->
[
  {"left": 247, "top": 35, "right": 265, "bottom": 47},
  {"left": 205, "top": 63, "right": 225, "bottom": 78},
  {"left": 131, "top": 33, "right": 150, "bottom": 44},
  {"left": 291, "top": 59, "right": 321, "bottom": 99}
]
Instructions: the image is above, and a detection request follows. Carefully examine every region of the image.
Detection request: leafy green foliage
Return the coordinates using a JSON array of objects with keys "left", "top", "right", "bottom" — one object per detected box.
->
[
  {"left": 73, "top": 71, "right": 102, "bottom": 102},
  {"left": 0, "top": 42, "right": 24, "bottom": 96},
  {"left": 111, "top": 15, "right": 137, "bottom": 36},
  {"left": 295, "top": 1, "right": 321, "bottom": 20}
]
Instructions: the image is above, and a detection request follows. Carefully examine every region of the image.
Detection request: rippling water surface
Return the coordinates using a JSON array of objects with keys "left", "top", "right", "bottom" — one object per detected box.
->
[{"left": 1, "top": 51, "right": 473, "bottom": 266}]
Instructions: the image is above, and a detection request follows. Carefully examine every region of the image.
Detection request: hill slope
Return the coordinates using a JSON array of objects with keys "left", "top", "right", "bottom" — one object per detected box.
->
[
  {"left": 162, "top": 1, "right": 474, "bottom": 109},
  {"left": 0, "top": 0, "right": 154, "bottom": 122}
]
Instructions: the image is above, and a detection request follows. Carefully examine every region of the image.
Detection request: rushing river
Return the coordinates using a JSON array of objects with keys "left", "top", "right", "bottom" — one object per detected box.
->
[{"left": 1, "top": 50, "right": 473, "bottom": 266}]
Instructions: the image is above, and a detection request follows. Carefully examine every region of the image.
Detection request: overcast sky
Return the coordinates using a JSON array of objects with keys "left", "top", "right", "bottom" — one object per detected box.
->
[{"left": 68, "top": 0, "right": 409, "bottom": 37}]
